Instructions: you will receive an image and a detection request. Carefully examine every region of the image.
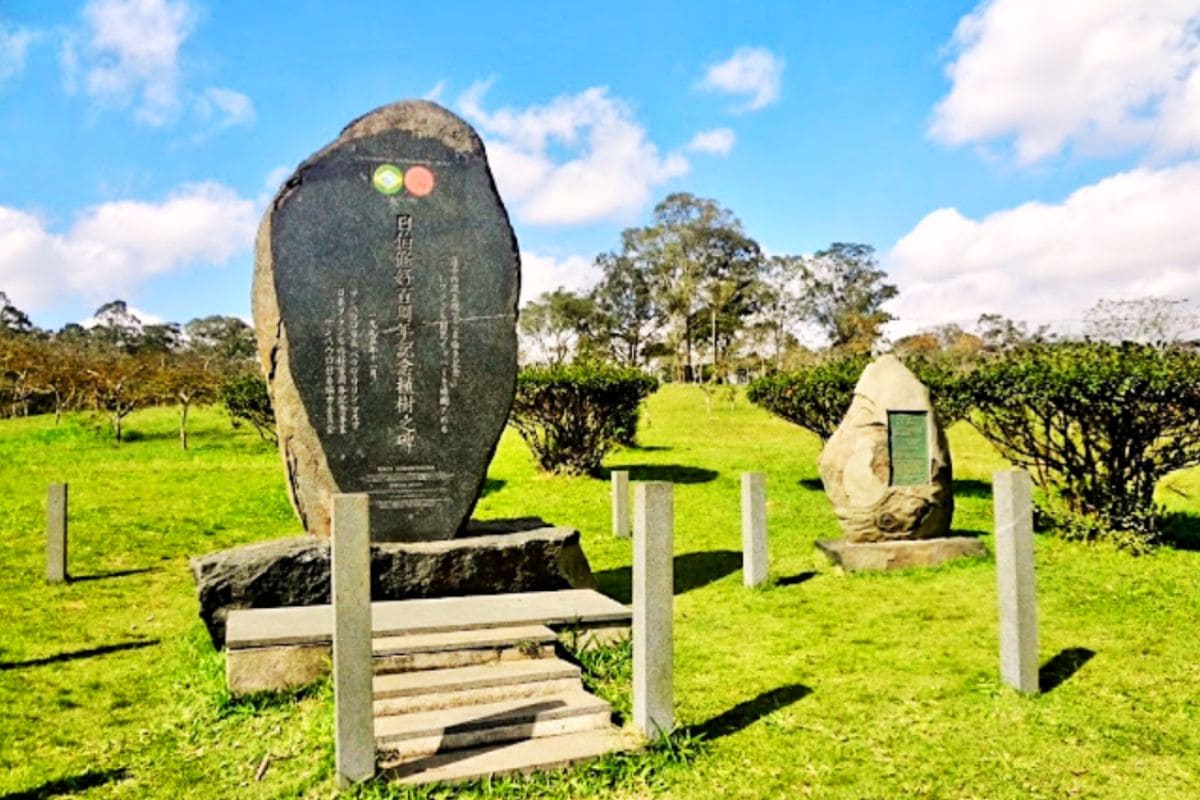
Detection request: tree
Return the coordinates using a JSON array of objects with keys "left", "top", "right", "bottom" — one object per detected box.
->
[
  {"left": 88, "top": 300, "right": 145, "bottom": 352},
  {"left": 698, "top": 227, "right": 761, "bottom": 381},
  {"left": 628, "top": 193, "right": 762, "bottom": 381},
  {"left": 0, "top": 291, "right": 35, "bottom": 335},
  {"left": 589, "top": 251, "right": 660, "bottom": 366},
  {"left": 149, "top": 352, "right": 222, "bottom": 449},
  {"left": 755, "top": 255, "right": 807, "bottom": 371},
  {"left": 0, "top": 333, "right": 44, "bottom": 417},
  {"left": 34, "top": 341, "right": 87, "bottom": 425},
  {"left": 975, "top": 313, "right": 1050, "bottom": 352},
  {"left": 85, "top": 352, "right": 151, "bottom": 443},
  {"left": 220, "top": 374, "right": 277, "bottom": 443},
  {"left": 518, "top": 289, "right": 596, "bottom": 365},
  {"left": 1083, "top": 297, "right": 1199, "bottom": 345},
  {"left": 185, "top": 315, "right": 257, "bottom": 362},
  {"left": 139, "top": 323, "right": 183, "bottom": 354},
  {"left": 799, "top": 243, "right": 898, "bottom": 352}
]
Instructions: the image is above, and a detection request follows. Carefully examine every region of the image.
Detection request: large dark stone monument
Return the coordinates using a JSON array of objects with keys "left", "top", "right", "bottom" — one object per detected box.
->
[{"left": 253, "top": 101, "right": 519, "bottom": 542}]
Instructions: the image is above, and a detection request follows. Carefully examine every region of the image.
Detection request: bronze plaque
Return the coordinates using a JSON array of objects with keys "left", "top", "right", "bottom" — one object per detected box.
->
[{"left": 888, "top": 411, "right": 929, "bottom": 486}]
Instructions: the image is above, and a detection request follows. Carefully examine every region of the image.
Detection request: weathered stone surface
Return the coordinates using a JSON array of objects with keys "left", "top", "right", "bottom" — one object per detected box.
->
[
  {"left": 633, "top": 482, "right": 674, "bottom": 738},
  {"left": 253, "top": 100, "right": 520, "bottom": 541},
  {"left": 994, "top": 469, "right": 1039, "bottom": 693},
  {"left": 818, "top": 355, "right": 954, "bottom": 542},
  {"left": 816, "top": 537, "right": 986, "bottom": 572},
  {"left": 190, "top": 523, "right": 597, "bottom": 648},
  {"left": 46, "top": 483, "right": 67, "bottom": 583}
]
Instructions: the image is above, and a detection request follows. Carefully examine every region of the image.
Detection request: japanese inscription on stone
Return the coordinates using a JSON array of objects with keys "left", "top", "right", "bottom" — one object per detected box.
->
[
  {"left": 887, "top": 411, "right": 930, "bottom": 486},
  {"left": 256, "top": 101, "right": 520, "bottom": 541}
]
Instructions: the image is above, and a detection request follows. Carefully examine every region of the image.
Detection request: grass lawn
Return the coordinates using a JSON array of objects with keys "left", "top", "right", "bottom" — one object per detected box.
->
[{"left": 1, "top": 384, "right": 1198, "bottom": 799}]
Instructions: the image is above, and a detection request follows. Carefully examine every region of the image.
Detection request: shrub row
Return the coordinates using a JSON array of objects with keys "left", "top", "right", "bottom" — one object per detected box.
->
[{"left": 749, "top": 343, "right": 1200, "bottom": 548}]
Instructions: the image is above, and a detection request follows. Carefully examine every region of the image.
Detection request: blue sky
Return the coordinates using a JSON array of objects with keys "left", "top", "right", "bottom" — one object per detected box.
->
[{"left": 2, "top": 0, "right": 1199, "bottom": 337}]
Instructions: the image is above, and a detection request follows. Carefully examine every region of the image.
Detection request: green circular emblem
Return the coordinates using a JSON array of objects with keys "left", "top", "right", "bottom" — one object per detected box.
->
[{"left": 372, "top": 164, "right": 404, "bottom": 195}]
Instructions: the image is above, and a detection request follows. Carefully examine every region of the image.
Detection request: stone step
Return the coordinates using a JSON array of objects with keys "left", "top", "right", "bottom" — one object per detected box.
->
[
  {"left": 373, "top": 658, "right": 582, "bottom": 716},
  {"left": 372, "top": 624, "right": 557, "bottom": 675},
  {"left": 381, "top": 728, "right": 632, "bottom": 786},
  {"left": 226, "top": 589, "right": 631, "bottom": 649},
  {"left": 374, "top": 691, "right": 612, "bottom": 758}
]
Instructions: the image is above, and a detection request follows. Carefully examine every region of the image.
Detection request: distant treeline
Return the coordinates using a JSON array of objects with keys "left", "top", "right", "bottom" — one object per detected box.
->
[{"left": 0, "top": 296, "right": 259, "bottom": 447}]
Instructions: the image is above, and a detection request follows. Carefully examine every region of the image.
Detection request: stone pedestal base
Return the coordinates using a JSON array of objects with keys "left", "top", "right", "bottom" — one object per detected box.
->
[
  {"left": 190, "top": 520, "right": 597, "bottom": 648},
  {"left": 816, "top": 537, "right": 986, "bottom": 573}
]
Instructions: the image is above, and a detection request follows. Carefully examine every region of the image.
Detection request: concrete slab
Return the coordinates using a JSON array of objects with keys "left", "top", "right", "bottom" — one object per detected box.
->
[
  {"left": 226, "top": 643, "right": 329, "bottom": 695},
  {"left": 226, "top": 589, "right": 630, "bottom": 650},
  {"left": 381, "top": 729, "right": 631, "bottom": 785},
  {"left": 374, "top": 643, "right": 557, "bottom": 676},
  {"left": 375, "top": 691, "right": 611, "bottom": 756},
  {"left": 374, "top": 675, "right": 584, "bottom": 717},
  {"left": 816, "top": 537, "right": 987, "bottom": 572},
  {"left": 373, "top": 624, "right": 557, "bottom": 656},
  {"left": 374, "top": 658, "right": 579, "bottom": 699}
]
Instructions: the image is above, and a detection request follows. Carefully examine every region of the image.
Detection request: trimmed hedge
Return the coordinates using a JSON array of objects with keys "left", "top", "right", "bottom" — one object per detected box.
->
[
  {"left": 510, "top": 364, "right": 658, "bottom": 475},
  {"left": 746, "top": 354, "right": 970, "bottom": 441},
  {"left": 965, "top": 342, "right": 1200, "bottom": 546}
]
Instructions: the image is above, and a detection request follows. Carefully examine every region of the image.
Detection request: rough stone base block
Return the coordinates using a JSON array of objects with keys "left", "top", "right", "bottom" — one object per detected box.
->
[
  {"left": 228, "top": 644, "right": 330, "bottom": 695},
  {"left": 191, "top": 521, "right": 597, "bottom": 648},
  {"left": 817, "top": 537, "right": 987, "bottom": 572}
]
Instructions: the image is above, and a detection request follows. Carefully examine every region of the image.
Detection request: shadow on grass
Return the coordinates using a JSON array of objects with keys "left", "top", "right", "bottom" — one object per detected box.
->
[
  {"left": 70, "top": 567, "right": 156, "bottom": 584},
  {"left": 480, "top": 478, "right": 506, "bottom": 498},
  {"left": 775, "top": 571, "right": 817, "bottom": 587},
  {"left": 1162, "top": 512, "right": 1200, "bottom": 552},
  {"left": 0, "top": 769, "right": 129, "bottom": 800},
  {"left": 950, "top": 529, "right": 989, "bottom": 539},
  {"left": 595, "top": 550, "right": 741, "bottom": 604},
  {"left": 954, "top": 479, "right": 994, "bottom": 500},
  {"left": 798, "top": 478, "right": 824, "bottom": 492},
  {"left": 602, "top": 464, "right": 718, "bottom": 484},
  {"left": 687, "top": 684, "right": 813, "bottom": 741},
  {"left": 462, "top": 517, "right": 550, "bottom": 536},
  {"left": 1039, "top": 647, "right": 1095, "bottom": 693},
  {"left": 0, "top": 639, "right": 158, "bottom": 671}
]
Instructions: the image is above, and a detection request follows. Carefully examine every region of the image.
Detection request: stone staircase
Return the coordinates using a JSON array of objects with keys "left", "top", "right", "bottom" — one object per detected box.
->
[{"left": 370, "top": 623, "right": 628, "bottom": 785}]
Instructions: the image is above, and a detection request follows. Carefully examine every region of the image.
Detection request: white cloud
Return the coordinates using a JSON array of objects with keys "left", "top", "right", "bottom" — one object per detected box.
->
[
  {"left": 424, "top": 79, "right": 446, "bottom": 102},
  {"left": 931, "top": 0, "right": 1200, "bottom": 163},
  {"left": 65, "top": 0, "right": 195, "bottom": 126},
  {"left": 263, "top": 165, "right": 292, "bottom": 194},
  {"left": 699, "top": 46, "right": 784, "bottom": 112},
  {"left": 686, "top": 127, "right": 736, "bottom": 155},
  {"left": 458, "top": 81, "right": 690, "bottom": 225},
  {"left": 64, "top": 0, "right": 254, "bottom": 133},
  {"left": 196, "top": 86, "right": 255, "bottom": 130},
  {"left": 519, "top": 251, "right": 600, "bottom": 307},
  {"left": 886, "top": 161, "right": 1200, "bottom": 338},
  {"left": 0, "top": 20, "right": 36, "bottom": 84},
  {"left": 0, "top": 182, "right": 256, "bottom": 313}
]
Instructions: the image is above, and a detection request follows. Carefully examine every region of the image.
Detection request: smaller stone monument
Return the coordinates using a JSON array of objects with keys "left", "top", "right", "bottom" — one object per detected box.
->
[{"left": 816, "top": 355, "right": 983, "bottom": 571}]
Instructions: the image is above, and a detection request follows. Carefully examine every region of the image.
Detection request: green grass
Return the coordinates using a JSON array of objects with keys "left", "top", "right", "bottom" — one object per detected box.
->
[{"left": 2, "top": 387, "right": 1199, "bottom": 798}]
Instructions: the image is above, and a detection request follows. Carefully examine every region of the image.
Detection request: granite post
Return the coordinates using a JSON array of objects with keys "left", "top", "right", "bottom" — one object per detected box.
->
[
  {"left": 994, "top": 469, "right": 1038, "bottom": 694},
  {"left": 611, "top": 471, "right": 630, "bottom": 538},
  {"left": 46, "top": 483, "right": 67, "bottom": 583},
  {"left": 633, "top": 482, "right": 673, "bottom": 737},
  {"left": 741, "top": 472, "right": 768, "bottom": 587},
  {"left": 332, "top": 493, "right": 375, "bottom": 786}
]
